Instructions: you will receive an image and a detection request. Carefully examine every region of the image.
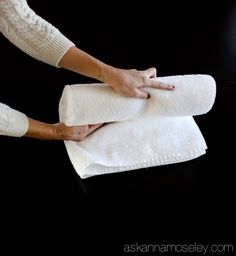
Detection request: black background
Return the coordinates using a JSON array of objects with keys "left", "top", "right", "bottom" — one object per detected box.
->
[{"left": 1, "top": 0, "right": 235, "bottom": 255}]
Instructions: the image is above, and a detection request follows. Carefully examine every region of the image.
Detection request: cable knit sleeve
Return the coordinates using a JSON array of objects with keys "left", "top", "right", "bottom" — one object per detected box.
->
[
  {"left": 0, "top": 103, "right": 29, "bottom": 137},
  {"left": 0, "top": 0, "right": 75, "bottom": 67},
  {"left": 0, "top": 0, "right": 75, "bottom": 137}
]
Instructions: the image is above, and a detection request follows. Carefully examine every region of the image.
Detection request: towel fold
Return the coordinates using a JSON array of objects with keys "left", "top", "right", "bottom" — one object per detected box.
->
[{"left": 59, "top": 74, "right": 216, "bottom": 179}]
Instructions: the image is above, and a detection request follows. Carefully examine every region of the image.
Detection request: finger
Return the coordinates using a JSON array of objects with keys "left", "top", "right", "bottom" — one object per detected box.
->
[
  {"left": 88, "top": 123, "right": 103, "bottom": 130},
  {"left": 132, "top": 88, "right": 149, "bottom": 99},
  {"left": 77, "top": 125, "right": 89, "bottom": 133},
  {"left": 72, "top": 125, "right": 89, "bottom": 140},
  {"left": 144, "top": 80, "right": 175, "bottom": 90},
  {"left": 142, "top": 67, "right": 157, "bottom": 78},
  {"left": 87, "top": 123, "right": 104, "bottom": 136},
  {"left": 119, "top": 85, "right": 142, "bottom": 98}
]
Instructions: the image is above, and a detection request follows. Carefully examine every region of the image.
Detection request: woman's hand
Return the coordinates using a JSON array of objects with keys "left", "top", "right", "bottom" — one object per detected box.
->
[
  {"left": 25, "top": 118, "right": 103, "bottom": 141},
  {"left": 103, "top": 67, "right": 175, "bottom": 99},
  {"left": 52, "top": 123, "right": 103, "bottom": 141}
]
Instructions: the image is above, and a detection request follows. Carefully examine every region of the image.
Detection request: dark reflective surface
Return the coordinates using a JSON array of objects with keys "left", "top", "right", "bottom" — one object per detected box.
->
[{"left": 1, "top": 0, "right": 235, "bottom": 254}]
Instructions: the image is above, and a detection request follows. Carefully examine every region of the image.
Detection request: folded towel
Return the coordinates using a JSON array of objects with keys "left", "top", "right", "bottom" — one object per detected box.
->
[{"left": 59, "top": 74, "right": 216, "bottom": 179}]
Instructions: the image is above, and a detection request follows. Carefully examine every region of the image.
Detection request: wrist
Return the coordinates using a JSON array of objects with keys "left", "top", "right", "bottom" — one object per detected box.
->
[{"left": 98, "top": 64, "right": 117, "bottom": 84}]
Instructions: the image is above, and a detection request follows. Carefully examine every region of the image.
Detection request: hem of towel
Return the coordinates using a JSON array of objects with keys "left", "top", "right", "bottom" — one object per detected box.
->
[{"left": 64, "top": 143, "right": 207, "bottom": 179}]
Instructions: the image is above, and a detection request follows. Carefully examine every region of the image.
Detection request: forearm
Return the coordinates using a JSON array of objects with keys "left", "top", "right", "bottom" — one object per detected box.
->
[
  {"left": 58, "top": 46, "right": 113, "bottom": 82},
  {"left": 24, "top": 118, "right": 55, "bottom": 140}
]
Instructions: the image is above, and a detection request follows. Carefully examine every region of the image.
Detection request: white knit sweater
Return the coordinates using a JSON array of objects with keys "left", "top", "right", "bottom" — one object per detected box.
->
[{"left": 0, "top": 0, "right": 75, "bottom": 137}]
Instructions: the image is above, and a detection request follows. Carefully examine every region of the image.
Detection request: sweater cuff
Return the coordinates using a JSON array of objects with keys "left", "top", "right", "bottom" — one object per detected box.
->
[
  {"left": 40, "top": 29, "right": 75, "bottom": 67},
  {"left": 9, "top": 109, "right": 29, "bottom": 137}
]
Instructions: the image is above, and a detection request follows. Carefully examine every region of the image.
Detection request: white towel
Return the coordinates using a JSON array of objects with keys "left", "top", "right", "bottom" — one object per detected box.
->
[{"left": 59, "top": 74, "right": 216, "bottom": 179}]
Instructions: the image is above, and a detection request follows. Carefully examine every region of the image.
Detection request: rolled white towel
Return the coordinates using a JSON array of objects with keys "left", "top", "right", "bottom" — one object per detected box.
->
[{"left": 59, "top": 74, "right": 216, "bottom": 126}]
